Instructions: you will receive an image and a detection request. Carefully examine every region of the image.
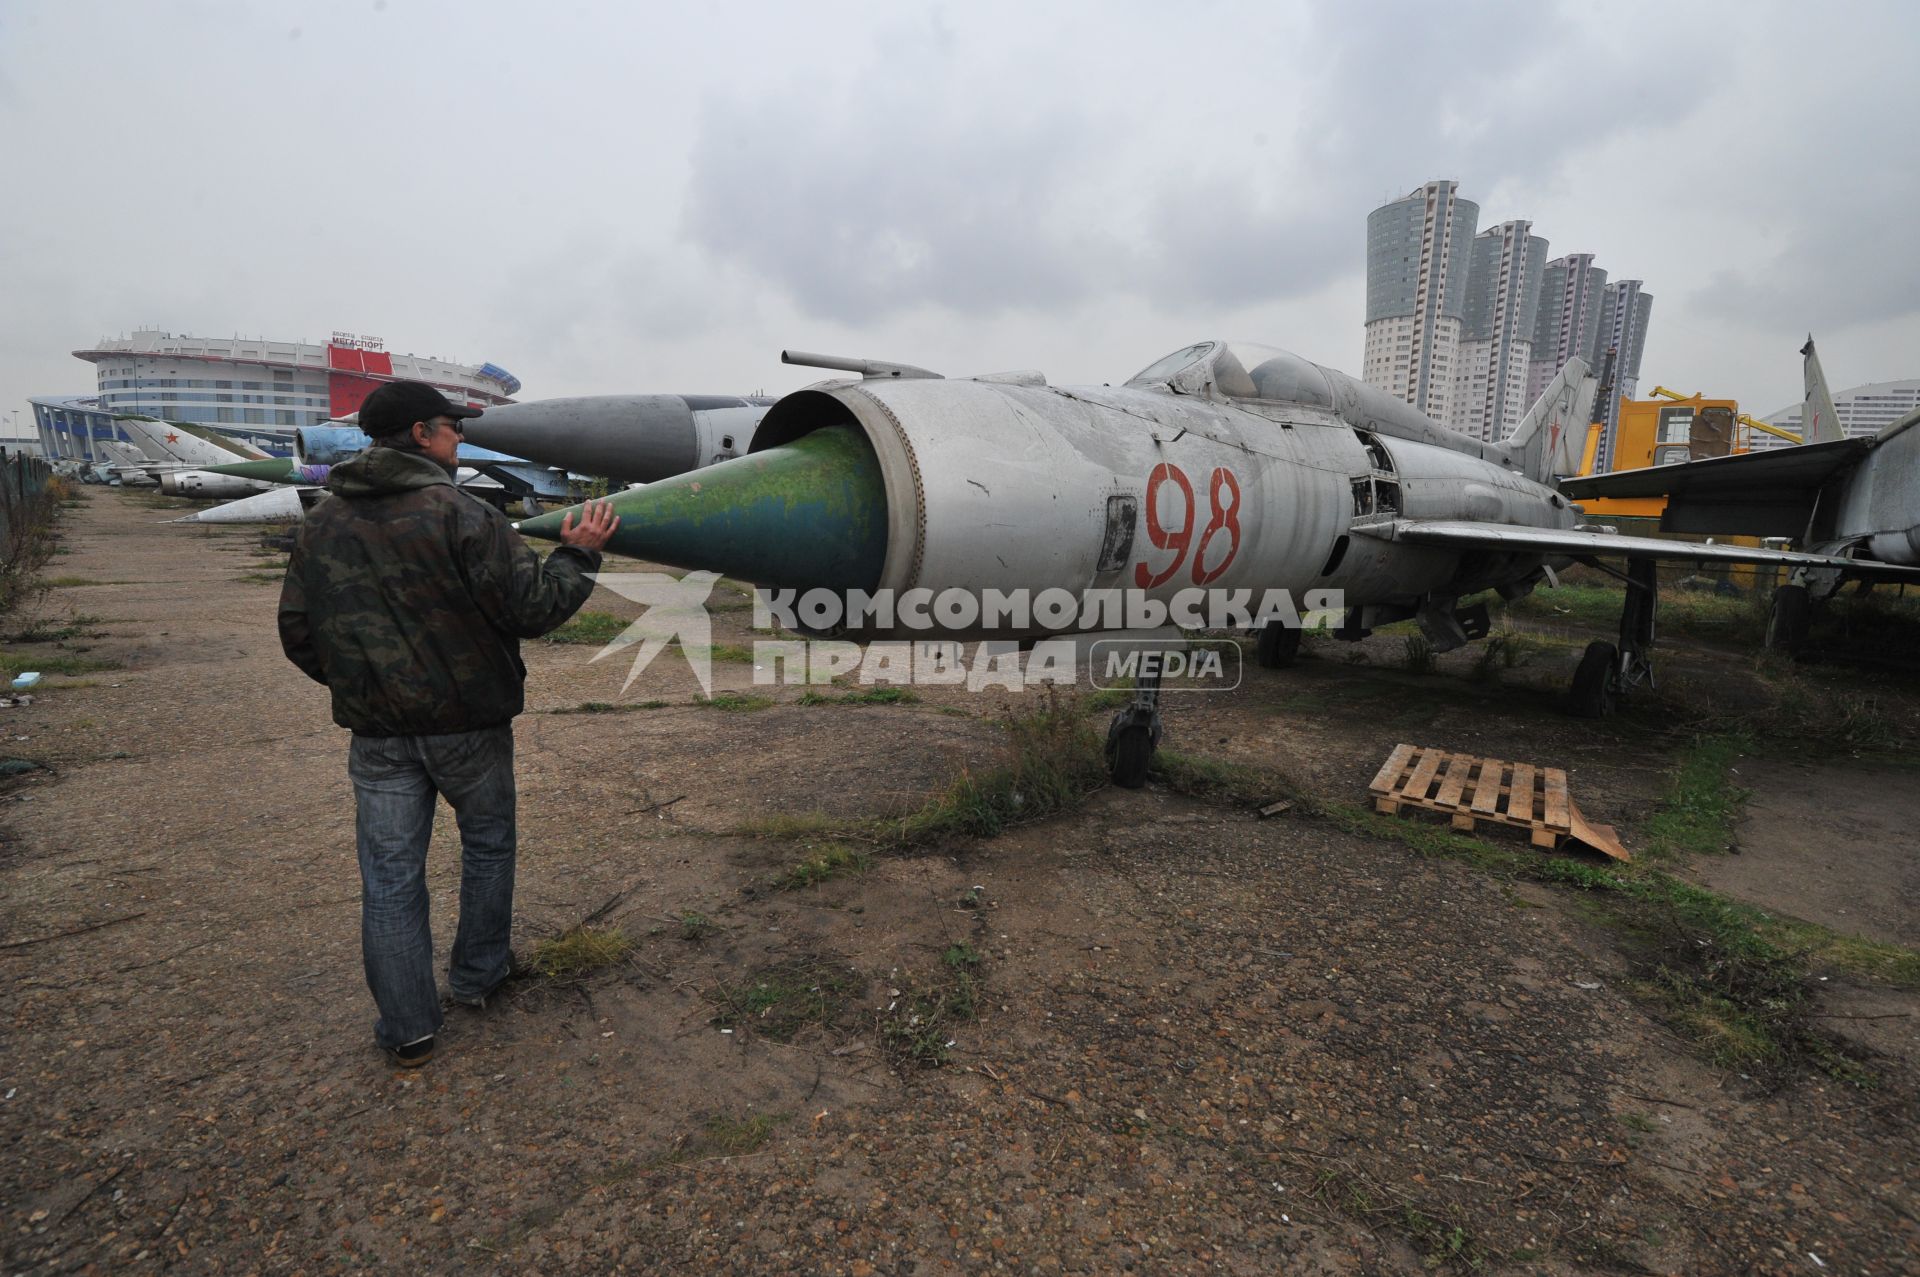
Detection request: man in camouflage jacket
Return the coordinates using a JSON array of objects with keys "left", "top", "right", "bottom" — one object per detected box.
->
[{"left": 280, "top": 380, "right": 617, "bottom": 1067}]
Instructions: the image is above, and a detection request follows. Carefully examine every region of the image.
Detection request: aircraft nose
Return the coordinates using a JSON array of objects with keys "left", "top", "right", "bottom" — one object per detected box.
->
[
  {"left": 515, "top": 424, "right": 887, "bottom": 593},
  {"left": 465, "top": 397, "right": 701, "bottom": 484}
]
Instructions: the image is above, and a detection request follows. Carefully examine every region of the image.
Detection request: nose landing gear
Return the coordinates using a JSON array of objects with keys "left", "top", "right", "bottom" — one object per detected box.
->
[{"left": 1105, "top": 667, "right": 1163, "bottom": 788}]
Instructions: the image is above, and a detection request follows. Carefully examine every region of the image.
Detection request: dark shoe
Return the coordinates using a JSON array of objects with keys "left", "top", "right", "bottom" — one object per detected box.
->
[
  {"left": 452, "top": 952, "right": 526, "bottom": 1010},
  {"left": 386, "top": 1035, "right": 435, "bottom": 1068}
]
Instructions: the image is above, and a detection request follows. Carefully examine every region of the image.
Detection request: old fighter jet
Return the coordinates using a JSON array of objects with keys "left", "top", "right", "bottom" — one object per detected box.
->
[
  {"left": 1562, "top": 337, "right": 1920, "bottom": 652},
  {"left": 517, "top": 341, "right": 1920, "bottom": 784}
]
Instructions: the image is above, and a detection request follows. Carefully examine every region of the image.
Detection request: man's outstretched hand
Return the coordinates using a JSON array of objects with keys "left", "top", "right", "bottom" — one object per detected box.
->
[{"left": 559, "top": 499, "right": 620, "bottom": 552}]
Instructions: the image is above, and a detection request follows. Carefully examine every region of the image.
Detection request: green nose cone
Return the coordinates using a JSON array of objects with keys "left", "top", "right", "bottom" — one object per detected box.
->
[
  {"left": 516, "top": 424, "right": 888, "bottom": 593},
  {"left": 202, "top": 458, "right": 299, "bottom": 482}
]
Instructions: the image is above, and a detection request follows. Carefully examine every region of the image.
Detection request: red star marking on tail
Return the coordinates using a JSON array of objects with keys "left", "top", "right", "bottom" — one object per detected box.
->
[{"left": 164, "top": 432, "right": 180, "bottom": 444}]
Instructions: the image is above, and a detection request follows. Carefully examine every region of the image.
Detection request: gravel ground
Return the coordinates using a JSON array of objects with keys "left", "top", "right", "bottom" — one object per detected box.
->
[{"left": 2, "top": 488, "right": 1916, "bottom": 1275}]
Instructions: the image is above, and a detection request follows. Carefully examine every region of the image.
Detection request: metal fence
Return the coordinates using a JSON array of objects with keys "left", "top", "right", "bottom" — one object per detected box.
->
[{"left": 0, "top": 448, "right": 55, "bottom": 571}]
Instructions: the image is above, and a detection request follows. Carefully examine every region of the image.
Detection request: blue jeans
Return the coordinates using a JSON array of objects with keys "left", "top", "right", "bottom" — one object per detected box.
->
[{"left": 347, "top": 726, "right": 517, "bottom": 1049}]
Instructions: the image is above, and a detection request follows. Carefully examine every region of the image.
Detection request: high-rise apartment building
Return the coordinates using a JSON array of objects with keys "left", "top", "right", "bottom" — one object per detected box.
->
[
  {"left": 1450, "top": 220, "right": 1548, "bottom": 442},
  {"left": 1363, "top": 181, "right": 1479, "bottom": 423},
  {"left": 1594, "top": 281, "right": 1655, "bottom": 467},
  {"left": 1526, "top": 253, "right": 1609, "bottom": 406},
  {"left": 1364, "top": 184, "right": 1654, "bottom": 448}
]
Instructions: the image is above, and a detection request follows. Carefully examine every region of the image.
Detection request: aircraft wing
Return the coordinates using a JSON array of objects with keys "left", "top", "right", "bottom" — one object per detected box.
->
[
  {"left": 1557, "top": 438, "right": 1869, "bottom": 537},
  {"left": 1357, "top": 519, "right": 1920, "bottom": 582}
]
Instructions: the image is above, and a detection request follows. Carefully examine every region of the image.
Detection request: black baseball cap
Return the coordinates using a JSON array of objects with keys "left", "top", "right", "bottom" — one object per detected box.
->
[{"left": 358, "top": 380, "right": 484, "bottom": 440}]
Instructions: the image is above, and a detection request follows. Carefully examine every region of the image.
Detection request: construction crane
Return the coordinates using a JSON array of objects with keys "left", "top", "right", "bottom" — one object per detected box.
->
[{"left": 1649, "top": 385, "right": 1803, "bottom": 444}]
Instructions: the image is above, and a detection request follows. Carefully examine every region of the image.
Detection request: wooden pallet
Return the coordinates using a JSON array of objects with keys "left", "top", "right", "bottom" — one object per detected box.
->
[{"left": 1368, "top": 743, "right": 1630, "bottom": 861}]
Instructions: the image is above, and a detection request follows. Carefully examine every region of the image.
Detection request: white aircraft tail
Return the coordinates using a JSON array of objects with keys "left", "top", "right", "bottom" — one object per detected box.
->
[
  {"left": 1504, "top": 357, "right": 1594, "bottom": 483},
  {"left": 1800, "top": 336, "right": 1844, "bottom": 444}
]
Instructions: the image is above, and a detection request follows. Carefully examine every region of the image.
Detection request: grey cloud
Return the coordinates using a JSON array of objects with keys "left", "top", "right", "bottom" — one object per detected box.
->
[{"left": 684, "top": 87, "right": 1117, "bottom": 322}]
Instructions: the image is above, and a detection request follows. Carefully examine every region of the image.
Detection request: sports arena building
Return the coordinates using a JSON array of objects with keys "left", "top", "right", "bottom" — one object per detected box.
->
[{"left": 30, "top": 329, "right": 521, "bottom": 461}]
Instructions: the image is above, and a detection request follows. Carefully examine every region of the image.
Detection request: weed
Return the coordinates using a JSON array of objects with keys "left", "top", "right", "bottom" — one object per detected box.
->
[
  {"left": 1468, "top": 629, "right": 1540, "bottom": 683},
  {"left": 709, "top": 958, "right": 861, "bottom": 1042},
  {"left": 549, "top": 700, "right": 669, "bottom": 714},
  {"left": 543, "top": 610, "right": 629, "bottom": 645},
  {"left": 1401, "top": 633, "right": 1437, "bottom": 674},
  {"left": 42, "top": 576, "right": 116, "bottom": 589},
  {"left": 880, "top": 945, "right": 984, "bottom": 1069},
  {"left": 1087, "top": 675, "right": 1135, "bottom": 712},
  {"left": 1617, "top": 1112, "right": 1658, "bottom": 1134},
  {"left": 6, "top": 613, "right": 105, "bottom": 643},
  {"left": 696, "top": 692, "right": 774, "bottom": 711},
  {"left": 677, "top": 911, "right": 717, "bottom": 942},
  {"left": 896, "top": 695, "right": 1107, "bottom": 843},
  {"left": 527, "top": 926, "right": 634, "bottom": 979},
  {"left": 1307, "top": 1166, "right": 1488, "bottom": 1272},
  {"left": 236, "top": 572, "right": 282, "bottom": 584},
  {"left": 772, "top": 842, "right": 872, "bottom": 890}
]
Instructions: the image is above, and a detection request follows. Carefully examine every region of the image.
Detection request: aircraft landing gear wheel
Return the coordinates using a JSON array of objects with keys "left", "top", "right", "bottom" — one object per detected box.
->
[
  {"left": 1256, "top": 624, "right": 1303, "bottom": 669},
  {"left": 1766, "top": 584, "right": 1811, "bottom": 655},
  {"left": 1569, "top": 640, "right": 1620, "bottom": 719},
  {"left": 1106, "top": 721, "right": 1155, "bottom": 789}
]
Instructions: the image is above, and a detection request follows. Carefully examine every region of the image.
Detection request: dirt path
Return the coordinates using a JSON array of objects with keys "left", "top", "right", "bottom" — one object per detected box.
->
[{"left": 2, "top": 489, "right": 1916, "bottom": 1275}]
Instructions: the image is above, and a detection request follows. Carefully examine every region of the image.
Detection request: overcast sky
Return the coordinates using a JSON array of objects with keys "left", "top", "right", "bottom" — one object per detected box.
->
[{"left": 2, "top": 0, "right": 1914, "bottom": 433}]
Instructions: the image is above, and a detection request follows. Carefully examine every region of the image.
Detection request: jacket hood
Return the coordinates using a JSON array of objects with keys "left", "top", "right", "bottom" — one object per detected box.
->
[{"left": 326, "top": 447, "right": 455, "bottom": 499}]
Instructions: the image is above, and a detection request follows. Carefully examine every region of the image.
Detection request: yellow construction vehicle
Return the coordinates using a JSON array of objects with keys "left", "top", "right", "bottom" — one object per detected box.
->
[{"left": 1573, "top": 367, "right": 1802, "bottom": 589}]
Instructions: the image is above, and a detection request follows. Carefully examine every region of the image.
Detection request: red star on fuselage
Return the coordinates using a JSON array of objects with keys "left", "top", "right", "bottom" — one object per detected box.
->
[{"left": 164, "top": 432, "right": 179, "bottom": 444}]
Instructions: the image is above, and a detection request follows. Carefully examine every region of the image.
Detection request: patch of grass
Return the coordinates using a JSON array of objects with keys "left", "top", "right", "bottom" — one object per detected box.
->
[
  {"left": 1149, "top": 749, "right": 1296, "bottom": 805},
  {"left": 695, "top": 692, "right": 774, "bottom": 712},
  {"left": 709, "top": 958, "right": 861, "bottom": 1042},
  {"left": 526, "top": 926, "right": 634, "bottom": 979},
  {"left": 1639, "top": 733, "right": 1750, "bottom": 859},
  {"left": 772, "top": 842, "right": 872, "bottom": 890},
  {"left": 654, "top": 1113, "right": 788, "bottom": 1166},
  {"left": 549, "top": 699, "right": 669, "bottom": 714},
  {"left": 0, "top": 647, "right": 123, "bottom": 676},
  {"left": 43, "top": 577, "right": 123, "bottom": 588},
  {"left": 881, "top": 943, "right": 984, "bottom": 1069},
  {"left": 677, "top": 911, "right": 717, "bottom": 942},
  {"left": 236, "top": 571, "right": 282, "bottom": 584},
  {"left": 543, "top": 610, "right": 629, "bottom": 645},
  {"left": 796, "top": 686, "right": 919, "bottom": 707}
]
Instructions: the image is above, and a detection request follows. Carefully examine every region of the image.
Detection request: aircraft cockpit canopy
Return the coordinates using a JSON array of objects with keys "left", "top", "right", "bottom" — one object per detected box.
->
[{"left": 1126, "top": 341, "right": 1334, "bottom": 409}]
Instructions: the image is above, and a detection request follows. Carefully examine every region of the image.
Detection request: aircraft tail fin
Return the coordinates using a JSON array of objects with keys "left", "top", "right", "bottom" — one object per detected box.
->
[
  {"left": 1504, "top": 357, "right": 1593, "bottom": 483},
  {"left": 1801, "top": 336, "right": 1844, "bottom": 444}
]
